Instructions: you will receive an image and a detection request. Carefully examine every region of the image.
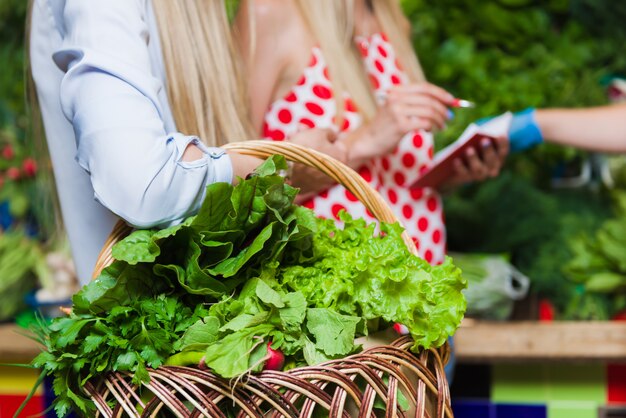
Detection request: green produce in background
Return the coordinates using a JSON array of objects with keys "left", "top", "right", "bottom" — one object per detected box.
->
[
  {"left": 564, "top": 190, "right": 626, "bottom": 317},
  {"left": 0, "top": 231, "right": 45, "bottom": 321},
  {"left": 400, "top": 0, "right": 626, "bottom": 315},
  {"left": 403, "top": 0, "right": 624, "bottom": 167},
  {"left": 445, "top": 172, "right": 611, "bottom": 315}
]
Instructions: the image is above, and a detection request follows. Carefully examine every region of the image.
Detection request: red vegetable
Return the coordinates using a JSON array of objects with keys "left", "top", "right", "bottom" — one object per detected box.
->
[
  {"left": 264, "top": 342, "right": 284, "bottom": 371},
  {"left": 538, "top": 299, "right": 555, "bottom": 322},
  {"left": 22, "top": 158, "right": 37, "bottom": 177},
  {"left": 6, "top": 167, "right": 20, "bottom": 181},
  {"left": 2, "top": 145, "right": 14, "bottom": 160},
  {"left": 612, "top": 310, "right": 626, "bottom": 321},
  {"left": 393, "top": 323, "right": 409, "bottom": 335}
]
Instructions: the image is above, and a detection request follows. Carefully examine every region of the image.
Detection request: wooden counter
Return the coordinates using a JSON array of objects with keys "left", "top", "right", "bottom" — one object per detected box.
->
[
  {"left": 455, "top": 320, "right": 626, "bottom": 363},
  {"left": 0, "top": 324, "right": 42, "bottom": 363},
  {"left": 3, "top": 321, "right": 626, "bottom": 364}
]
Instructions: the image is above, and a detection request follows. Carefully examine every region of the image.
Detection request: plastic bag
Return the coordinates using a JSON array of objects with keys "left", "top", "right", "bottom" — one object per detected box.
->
[{"left": 451, "top": 252, "right": 530, "bottom": 320}]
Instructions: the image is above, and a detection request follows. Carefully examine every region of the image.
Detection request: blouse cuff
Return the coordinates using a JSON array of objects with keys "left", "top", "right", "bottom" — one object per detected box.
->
[{"left": 170, "top": 133, "right": 233, "bottom": 185}]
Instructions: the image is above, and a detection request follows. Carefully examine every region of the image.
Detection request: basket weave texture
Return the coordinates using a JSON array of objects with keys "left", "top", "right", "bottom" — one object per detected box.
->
[{"left": 88, "top": 141, "right": 454, "bottom": 418}]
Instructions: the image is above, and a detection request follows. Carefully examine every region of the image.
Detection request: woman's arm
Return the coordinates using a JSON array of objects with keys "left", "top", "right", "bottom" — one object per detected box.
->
[
  {"left": 535, "top": 104, "right": 626, "bottom": 153},
  {"left": 54, "top": 0, "right": 257, "bottom": 229}
]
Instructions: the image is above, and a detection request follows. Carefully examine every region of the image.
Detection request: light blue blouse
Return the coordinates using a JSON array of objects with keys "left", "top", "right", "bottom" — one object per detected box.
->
[{"left": 30, "top": 0, "right": 233, "bottom": 285}]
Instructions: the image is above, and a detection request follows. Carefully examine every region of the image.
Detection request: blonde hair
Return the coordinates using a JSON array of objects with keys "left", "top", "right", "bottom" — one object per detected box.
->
[
  {"left": 152, "top": 0, "right": 253, "bottom": 146},
  {"left": 293, "top": 0, "right": 377, "bottom": 121},
  {"left": 293, "top": 0, "right": 425, "bottom": 121},
  {"left": 370, "top": 0, "right": 426, "bottom": 83}
]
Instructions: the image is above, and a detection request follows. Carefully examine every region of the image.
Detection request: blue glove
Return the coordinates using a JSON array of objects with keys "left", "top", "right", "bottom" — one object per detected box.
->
[
  {"left": 477, "top": 108, "right": 544, "bottom": 153},
  {"left": 508, "top": 108, "right": 543, "bottom": 152}
]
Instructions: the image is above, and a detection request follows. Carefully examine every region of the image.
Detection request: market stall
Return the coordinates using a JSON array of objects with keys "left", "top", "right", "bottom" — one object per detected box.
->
[{"left": 1, "top": 0, "right": 626, "bottom": 417}]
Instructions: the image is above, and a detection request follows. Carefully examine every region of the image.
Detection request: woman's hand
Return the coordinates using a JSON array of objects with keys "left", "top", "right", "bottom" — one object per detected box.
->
[
  {"left": 289, "top": 128, "right": 347, "bottom": 197},
  {"left": 440, "top": 135, "right": 509, "bottom": 190},
  {"left": 343, "top": 82, "right": 454, "bottom": 168},
  {"left": 379, "top": 83, "right": 454, "bottom": 134}
]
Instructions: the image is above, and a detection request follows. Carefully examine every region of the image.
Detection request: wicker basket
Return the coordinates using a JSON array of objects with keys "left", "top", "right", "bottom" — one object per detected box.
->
[{"left": 88, "top": 141, "right": 454, "bottom": 418}]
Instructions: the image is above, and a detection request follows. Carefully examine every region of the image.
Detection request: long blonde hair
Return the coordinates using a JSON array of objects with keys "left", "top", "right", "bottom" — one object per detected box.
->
[
  {"left": 152, "top": 0, "right": 253, "bottom": 145},
  {"left": 370, "top": 0, "right": 426, "bottom": 83},
  {"left": 294, "top": 0, "right": 425, "bottom": 121}
]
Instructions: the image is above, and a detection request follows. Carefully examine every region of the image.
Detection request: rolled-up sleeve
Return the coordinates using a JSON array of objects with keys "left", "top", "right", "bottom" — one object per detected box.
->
[{"left": 53, "top": 0, "right": 232, "bottom": 229}]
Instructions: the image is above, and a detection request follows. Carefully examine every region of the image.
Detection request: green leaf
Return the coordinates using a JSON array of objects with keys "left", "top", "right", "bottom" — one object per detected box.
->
[
  {"left": 251, "top": 155, "right": 287, "bottom": 177},
  {"left": 113, "top": 351, "right": 138, "bottom": 371},
  {"left": 74, "top": 261, "right": 167, "bottom": 314},
  {"left": 220, "top": 313, "right": 268, "bottom": 332},
  {"left": 306, "top": 308, "right": 361, "bottom": 357},
  {"left": 177, "top": 239, "right": 229, "bottom": 297},
  {"left": 255, "top": 279, "right": 285, "bottom": 308},
  {"left": 302, "top": 336, "right": 331, "bottom": 365},
  {"left": 585, "top": 272, "right": 626, "bottom": 293},
  {"left": 203, "top": 325, "right": 273, "bottom": 378},
  {"left": 129, "top": 326, "right": 173, "bottom": 368},
  {"left": 197, "top": 239, "right": 234, "bottom": 267},
  {"left": 209, "top": 223, "right": 276, "bottom": 277},
  {"left": 133, "top": 362, "right": 150, "bottom": 385},
  {"left": 192, "top": 182, "right": 234, "bottom": 232},
  {"left": 279, "top": 292, "right": 307, "bottom": 329},
  {"left": 112, "top": 230, "right": 160, "bottom": 265},
  {"left": 82, "top": 335, "right": 105, "bottom": 353},
  {"left": 175, "top": 317, "right": 221, "bottom": 351},
  {"left": 50, "top": 318, "right": 92, "bottom": 348}
]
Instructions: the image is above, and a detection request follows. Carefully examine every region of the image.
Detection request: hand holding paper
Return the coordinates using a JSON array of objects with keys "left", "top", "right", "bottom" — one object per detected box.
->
[{"left": 411, "top": 112, "right": 513, "bottom": 190}]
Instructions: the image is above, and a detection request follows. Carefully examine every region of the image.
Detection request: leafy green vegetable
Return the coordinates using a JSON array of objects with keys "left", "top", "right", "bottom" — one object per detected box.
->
[
  {"left": 306, "top": 308, "right": 362, "bottom": 357},
  {"left": 32, "top": 295, "right": 207, "bottom": 416},
  {"left": 276, "top": 213, "right": 466, "bottom": 350},
  {"left": 564, "top": 191, "right": 626, "bottom": 311},
  {"left": 33, "top": 156, "right": 466, "bottom": 415},
  {"left": 0, "top": 231, "right": 42, "bottom": 320},
  {"left": 399, "top": 0, "right": 625, "bottom": 320},
  {"left": 444, "top": 173, "right": 612, "bottom": 315}
]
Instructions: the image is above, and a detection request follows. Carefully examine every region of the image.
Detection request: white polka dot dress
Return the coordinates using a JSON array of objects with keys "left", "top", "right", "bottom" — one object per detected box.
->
[{"left": 262, "top": 34, "right": 446, "bottom": 265}]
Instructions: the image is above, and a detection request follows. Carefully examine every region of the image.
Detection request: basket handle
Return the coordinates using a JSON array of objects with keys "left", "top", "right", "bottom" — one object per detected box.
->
[{"left": 92, "top": 140, "right": 416, "bottom": 279}]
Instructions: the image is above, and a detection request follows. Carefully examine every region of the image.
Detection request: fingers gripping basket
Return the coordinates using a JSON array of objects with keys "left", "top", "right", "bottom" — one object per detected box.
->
[{"left": 88, "top": 141, "right": 454, "bottom": 418}]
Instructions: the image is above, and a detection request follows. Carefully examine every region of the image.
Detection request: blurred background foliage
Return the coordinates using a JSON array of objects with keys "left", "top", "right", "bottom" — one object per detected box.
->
[
  {"left": 402, "top": 0, "right": 626, "bottom": 318},
  {"left": 1, "top": 0, "right": 626, "bottom": 319},
  {"left": 0, "top": 0, "right": 28, "bottom": 123},
  {"left": 0, "top": 0, "right": 49, "bottom": 321}
]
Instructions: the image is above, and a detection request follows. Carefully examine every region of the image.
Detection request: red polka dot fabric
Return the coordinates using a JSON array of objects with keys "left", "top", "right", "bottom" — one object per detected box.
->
[{"left": 262, "top": 35, "right": 446, "bottom": 265}]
